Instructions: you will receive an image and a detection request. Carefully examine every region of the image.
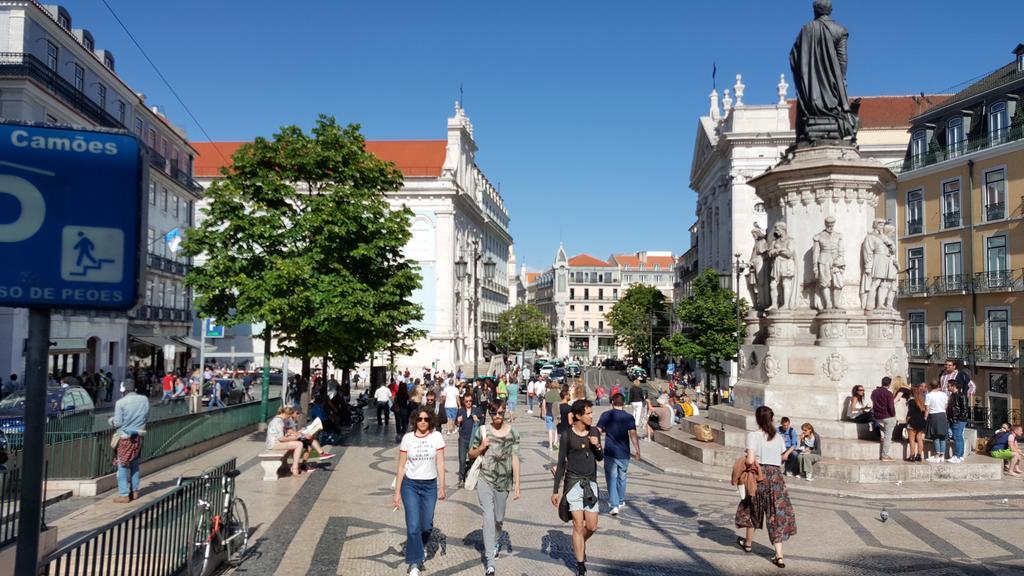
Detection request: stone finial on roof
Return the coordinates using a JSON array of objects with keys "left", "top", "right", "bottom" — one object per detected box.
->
[
  {"left": 453, "top": 100, "right": 473, "bottom": 137},
  {"left": 733, "top": 74, "right": 745, "bottom": 107},
  {"left": 722, "top": 89, "right": 733, "bottom": 113},
  {"left": 709, "top": 89, "right": 720, "bottom": 121},
  {"left": 777, "top": 74, "right": 789, "bottom": 106}
]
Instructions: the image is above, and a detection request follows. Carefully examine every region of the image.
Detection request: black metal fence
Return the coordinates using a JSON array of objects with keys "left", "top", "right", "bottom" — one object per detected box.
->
[
  {"left": 0, "top": 468, "right": 21, "bottom": 548},
  {"left": 39, "top": 458, "right": 236, "bottom": 576}
]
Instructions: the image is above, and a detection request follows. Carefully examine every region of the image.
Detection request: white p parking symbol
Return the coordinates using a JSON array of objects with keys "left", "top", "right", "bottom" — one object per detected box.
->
[{"left": 0, "top": 174, "right": 45, "bottom": 242}]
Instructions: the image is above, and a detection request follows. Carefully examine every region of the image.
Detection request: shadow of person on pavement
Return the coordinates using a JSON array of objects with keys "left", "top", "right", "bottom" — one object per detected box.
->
[{"left": 540, "top": 528, "right": 577, "bottom": 570}]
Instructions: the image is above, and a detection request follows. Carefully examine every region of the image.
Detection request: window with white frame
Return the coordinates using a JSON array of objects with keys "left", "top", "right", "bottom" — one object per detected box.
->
[
  {"left": 942, "top": 180, "right": 961, "bottom": 228},
  {"left": 83, "top": 36, "right": 93, "bottom": 52},
  {"left": 46, "top": 41, "right": 58, "bottom": 71},
  {"left": 116, "top": 101, "right": 126, "bottom": 125},
  {"left": 986, "top": 309, "right": 1009, "bottom": 359},
  {"left": 149, "top": 182, "right": 156, "bottom": 205},
  {"left": 990, "top": 102, "right": 1008, "bottom": 145},
  {"left": 145, "top": 279, "right": 153, "bottom": 305},
  {"left": 945, "top": 310, "right": 964, "bottom": 356},
  {"left": 147, "top": 227, "right": 155, "bottom": 254},
  {"left": 96, "top": 84, "right": 106, "bottom": 109},
  {"left": 984, "top": 169, "right": 1006, "bottom": 221},
  {"left": 906, "top": 189, "right": 923, "bottom": 234},
  {"left": 943, "top": 242, "right": 962, "bottom": 290},
  {"left": 57, "top": 13, "right": 69, "bottom": 29},
  {"left": 911, "top": 130, "right": 926, "bottom": 166},
  {"left": 73, "top": 64, "right": 84, "bottom": 91},
  {"left": 161, "top": 187, "right": 168, "bottom": 211},
  {"left": 908, "top": 312, "right": 926, "bottom": 353},
  {"left": 135, "top": 117, "right": 143, "bottom": 138},
  {"left": 173, "top": 195, "right": 179, "bottom": 219},
  {"left": 987, "top": 235, "right": 1007, "bottom": 273},
  {"left": 907, "top": 247, "right": 925, "bottom": 290},
  {"left": 947, "top": 117, "right": 964, "bottom": 157}
]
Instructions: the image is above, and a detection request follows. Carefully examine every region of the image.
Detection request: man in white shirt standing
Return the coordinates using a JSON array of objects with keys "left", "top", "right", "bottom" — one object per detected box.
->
[
  {"left": 442, "top": 380, "right": 460, "bottom": 434},
  {"left": 374, "top": 383, "right": 393, "bottom": 427}
]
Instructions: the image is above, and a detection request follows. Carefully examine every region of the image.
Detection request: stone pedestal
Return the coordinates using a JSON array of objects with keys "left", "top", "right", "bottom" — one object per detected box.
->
[{"left": 732, "top": 144, "right": 906, "bottom": 421}]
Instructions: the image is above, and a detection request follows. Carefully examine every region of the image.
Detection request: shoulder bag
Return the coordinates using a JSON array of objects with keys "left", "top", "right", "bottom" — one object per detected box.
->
[{"left": 464, "top": 425, "right": 488, "bottom": 490}]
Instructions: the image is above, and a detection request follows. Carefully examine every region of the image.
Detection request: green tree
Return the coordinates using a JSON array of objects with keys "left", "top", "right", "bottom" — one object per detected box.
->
[
  {"left": 662, "top": 268, "right": 749, "bottom": 404},
  {"left": 183, "top": 115, "right": 423, "bottom": 418},
  {"left": 496, "top": 304, "right": 551, "bottom": 355},
  {"left": 606, "top": 284, "right": 668, "bottom": 368}
]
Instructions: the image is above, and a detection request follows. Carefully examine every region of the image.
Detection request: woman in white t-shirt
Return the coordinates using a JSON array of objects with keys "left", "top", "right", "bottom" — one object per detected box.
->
[
  {"left": 734, "top": 406, "right": 796, "bottom": 568},
  {"left": 924, "top": 380, "right": 950, "bottom": 462},
  {"left": 393, "top": 408, "right": 446, "bottom": 576}
]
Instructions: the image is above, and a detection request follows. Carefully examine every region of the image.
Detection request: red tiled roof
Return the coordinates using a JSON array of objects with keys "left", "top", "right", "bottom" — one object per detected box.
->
[
  {"left": 525, "top": 272, "right": 541, "bottom": 285},
  {"left": 568, "top": 254, "right": 612, "bottom": 267},
  {"left": 611, "top": 254, "right": 675, "bottom": 269},
  {"left": 191, "top": 140, "right": 448, "bottom": 179},
  {"left": 785, "top": 95, "right": 952, "bottom": 130}
]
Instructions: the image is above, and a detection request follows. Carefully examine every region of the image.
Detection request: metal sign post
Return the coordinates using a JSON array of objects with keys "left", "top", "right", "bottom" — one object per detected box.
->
[{"left": 0, "top": 122, "right": 142, "bottom": 574}]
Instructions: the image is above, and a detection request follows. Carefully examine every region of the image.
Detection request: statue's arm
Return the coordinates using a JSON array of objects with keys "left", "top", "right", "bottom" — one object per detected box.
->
[
  {"left": 837, "top": 29, "right": 849, "bottom": 77},
  {"left": 812, "top": 236, "right": 821, "bottom": 267}
]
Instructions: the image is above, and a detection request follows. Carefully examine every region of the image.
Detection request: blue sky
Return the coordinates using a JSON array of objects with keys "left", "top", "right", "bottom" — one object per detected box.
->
[{"left": 70, "top": 0, "right": 1024, "bottom": 270}]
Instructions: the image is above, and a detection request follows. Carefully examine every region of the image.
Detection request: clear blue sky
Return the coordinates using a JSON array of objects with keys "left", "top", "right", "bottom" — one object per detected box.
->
[{"left": 71, "top": 0, "right": 1024, "bottom": 270}]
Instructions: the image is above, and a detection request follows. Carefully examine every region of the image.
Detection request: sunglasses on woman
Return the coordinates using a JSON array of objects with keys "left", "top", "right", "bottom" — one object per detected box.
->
[{"left": 416, "top": 416, "right": 430, "bottom": 422}]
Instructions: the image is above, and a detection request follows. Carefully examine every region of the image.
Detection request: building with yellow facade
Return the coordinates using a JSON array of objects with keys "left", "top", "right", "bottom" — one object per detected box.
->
[{"left": 897, "top": 46, "right": 1024, "bottom": 427}]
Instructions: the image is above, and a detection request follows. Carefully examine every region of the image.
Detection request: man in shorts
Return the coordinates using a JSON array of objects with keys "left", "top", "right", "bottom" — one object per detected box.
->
[{"left": 543, "top": 380, "right": 560, "bottom": 450}]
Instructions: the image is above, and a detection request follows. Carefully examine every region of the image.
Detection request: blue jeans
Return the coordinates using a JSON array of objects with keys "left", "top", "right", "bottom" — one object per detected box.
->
[
  {"left": 400, "top": 477, "right": 437, "bottom": 565},
  {"left": 950, "top": 421, "right": 967, "bottom": 459},
  {"left": 604, "top": 457, "right": 629, "bottom": 508},
  {"left": 527, "top": 395, "right": 534, "bottom": 412},
  {"left": 117, "top": 457, "right": 140, "bottom": 496},
  {"left": 208, "top": 393, "right": 224, "bottom": 409}
]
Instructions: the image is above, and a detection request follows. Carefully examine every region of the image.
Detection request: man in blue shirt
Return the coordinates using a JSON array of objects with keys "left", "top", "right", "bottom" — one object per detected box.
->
[
  {"left": 778, "top": 417, "right": 799, "bottom": 476},
  {"left": 596, "top": 393, "right": 641, "bottom": 516}
]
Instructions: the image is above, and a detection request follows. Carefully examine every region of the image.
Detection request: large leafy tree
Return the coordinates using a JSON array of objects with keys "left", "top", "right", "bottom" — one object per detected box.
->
[
  {"left": 662, "top": 268, "right": 748, "bottom": 403},
  {"left": 606, "top": 284, "right": 668, "bottom": 366},
  {"left": 496, "top": 304, "right": 551, "bottom": 353},
  {"left": 183, "top": 115, "right": 423, "bottom": 417}
]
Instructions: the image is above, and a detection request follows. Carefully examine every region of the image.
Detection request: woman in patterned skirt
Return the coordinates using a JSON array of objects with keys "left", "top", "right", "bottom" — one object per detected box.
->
[{"left": 735, "top": 406, "right": 797, "bottom": 568}]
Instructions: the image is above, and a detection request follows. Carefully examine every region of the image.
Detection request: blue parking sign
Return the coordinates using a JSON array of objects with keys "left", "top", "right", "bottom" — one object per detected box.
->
[{"left": 0, "top": 122, "right": 143, "bottom": 310}]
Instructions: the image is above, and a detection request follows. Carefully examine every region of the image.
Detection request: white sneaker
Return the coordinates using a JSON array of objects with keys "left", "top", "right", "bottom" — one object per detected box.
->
[
  {"left": 408, "top": 565, "right": 420, "bottom": 576},
  {"left": 948, "top": 456, "right": 962, "bottom": 463},
  {"left": 527, "top": 410, "right": 533, "bottom": 414},
  {"left": 610, "top": 506, "right": 619, "bottom": 516},
  {"left": 805, "top": 474, "right": 814, "bottom": 482},
  {"left": 784, "top": 471, "right": 793, "bottom": 477}
]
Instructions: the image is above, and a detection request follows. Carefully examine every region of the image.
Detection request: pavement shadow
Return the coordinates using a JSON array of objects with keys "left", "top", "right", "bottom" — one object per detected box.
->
[
  {"left": 461, "top": 527, "right": 512, "bottom": 564},
  {"left": 539, "top": 528, "right": 577, "bottom": 571}
]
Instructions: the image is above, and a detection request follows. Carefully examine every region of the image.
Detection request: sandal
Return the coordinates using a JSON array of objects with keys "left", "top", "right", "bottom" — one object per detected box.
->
[
  {"left": 736, "top": 537, "right": 752, "bottom": 553},
  {"left": 771, "top": 556, "right": 786, "bottom": 568}
]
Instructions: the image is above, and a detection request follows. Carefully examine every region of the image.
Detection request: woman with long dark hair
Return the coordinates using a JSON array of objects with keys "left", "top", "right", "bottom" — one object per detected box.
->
[
  {"left": 394, "top": 380, "right": 412, "bottom": 443},
  {"left": 905, "top": 384, "right": 927, "bottom": 462},
  {"left": 735, "top": 405, "right": 797, "bottom": 568},
  {"left": 393, "top": 408, "right": 446, "bottom": 576}
]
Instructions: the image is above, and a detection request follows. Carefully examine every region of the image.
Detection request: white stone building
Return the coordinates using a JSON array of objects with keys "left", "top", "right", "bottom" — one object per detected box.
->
[
  {"left": 0, "top": 1, "right": 201, "bottom": 383},
  {"left": 192, "top": 103, "right": 512, "bottom": 375},
  {"left": 688, "top": 73, "right": 940, "bottom": 385}
]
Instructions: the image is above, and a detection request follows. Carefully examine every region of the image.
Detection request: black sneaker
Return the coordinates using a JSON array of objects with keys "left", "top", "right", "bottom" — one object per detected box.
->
[
  {"left": 485, "top": 568, "right": 495, "bottom": 575},
  {"left": 576, "top": 562, "right": 587, "bottom": 576}
]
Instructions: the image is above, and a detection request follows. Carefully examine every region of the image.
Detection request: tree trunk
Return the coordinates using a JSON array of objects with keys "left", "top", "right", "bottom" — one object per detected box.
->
[
  {"left": 260, "top": 327, "right": 271, "bottom": 422},
  {"left": 321, "top": 356, "right": 329, "bottom": 383},
  {"left": 300, "top": 357, "right": 312, "bottom": 416}
]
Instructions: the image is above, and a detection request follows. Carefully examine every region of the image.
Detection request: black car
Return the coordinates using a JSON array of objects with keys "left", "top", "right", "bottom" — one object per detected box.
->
[
  {"left": 549, "top": 368, "right": 567, "bottom": 384},
  {"left": 0, "top": 386, "right": 95, "bottom": 434},
  {"left": 201, "top": 379, "right": 246, "bottom": 406}
]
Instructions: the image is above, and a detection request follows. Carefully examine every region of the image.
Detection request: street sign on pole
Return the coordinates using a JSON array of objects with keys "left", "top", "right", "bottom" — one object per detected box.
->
[
  {"left": 0, "top": 122, "right": 142, "bottom": 575},
  {"left": 204, "top": 319, "right": 225, "bottom": 338},
  {"left": 0, "top": 123, "right": 144, "bottom": 310}
]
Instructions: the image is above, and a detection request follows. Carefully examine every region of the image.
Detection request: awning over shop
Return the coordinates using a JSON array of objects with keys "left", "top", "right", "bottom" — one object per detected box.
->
[
  {"left": 130, "top": 335, "right": 180, "bottom": 348},
  {"left": 172, "top": 336, "right": 215, "bottom": 352},
  {"left": 48, "top": 338, "right": 89, "bottom": 354}
]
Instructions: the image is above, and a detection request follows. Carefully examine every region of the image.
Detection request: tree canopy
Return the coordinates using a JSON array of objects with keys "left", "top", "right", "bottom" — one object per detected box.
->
[
  {"left": 496, "top": 304, "right": 551, "bottom": 352},
  {"left": 183, "top": 115, "right": 423, "bottom": 371},
  {"left": 661, "top": 268, "right": 748, "bottom": 379},
  {"left": 605, "top": 284, "right": 668, "bottom": 362}
]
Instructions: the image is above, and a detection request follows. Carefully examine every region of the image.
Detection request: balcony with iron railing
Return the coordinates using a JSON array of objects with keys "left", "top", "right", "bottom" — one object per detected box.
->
[
  {"left": 931, "top": 274, "right": 970, "bottom": 295},
  {"left": 146, "top": 252, "right": 190, "bottom": 277},
  {"left": 974, "top": 269, "right": 1023, "bottom": 293},
  {"left": 986, "top": 202, "right": 1006, "bottom": 221},
  {"left": 942, "top": 210, "right": 961, "bottom": 229},
  {"left": 0, "top": 52, "right": 123, "bottom": 129},
  {"left": 901, "top": 124, "right": 1024, "bottom": 173},
  {"left": 906, "top": 219, "right": 923, "bottom": 235},
  {"left": 974, "top": 340, "right": 1020, "bottom": 364},
  {"left": 906, "top": 343, "right": 932, "bottom": 361},
  {"left": 941, "top": 343, "right": 971, "bottom": 361},
  {"left": 128, "top": 305, "right": 192, "bottom": 323},
  {"left": 898, "top": 278, "right": 930, "bottom": 297}
]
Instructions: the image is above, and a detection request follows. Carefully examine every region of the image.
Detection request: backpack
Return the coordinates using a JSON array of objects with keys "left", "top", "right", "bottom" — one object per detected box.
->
[{"left": 985, "top": 431, "right": 1012, "bottom": 454}]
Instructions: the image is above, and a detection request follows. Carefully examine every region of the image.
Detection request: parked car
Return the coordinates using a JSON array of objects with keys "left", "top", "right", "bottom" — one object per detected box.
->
[
  {"left": 566, "top": 363, "right": 582, "bottom": 378},
  {"left": 247, "top": 369, "right": 283, "bottom": 387},
  {"left": 549, "top": 367, "right": 567, "bottom": 384},
  {"left": 0, "top": 386, "right": 95, "bottom": 434},
  {"left": 201, "top": 379, "right": 246, "bottom": 406},
  {"left": 627, "top": 367, "right": 648, "bottom": 383},
  {"left": 539, "top": 364, "right": 555, "bottom": 378},
  {"left": 602, "top": 358, "right": 627, "bottom": 370}
]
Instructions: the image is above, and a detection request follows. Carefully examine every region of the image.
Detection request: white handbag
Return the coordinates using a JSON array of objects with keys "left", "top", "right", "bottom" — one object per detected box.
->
[{"left": 464, "top": 425, "right": 488, "bottom": 490}]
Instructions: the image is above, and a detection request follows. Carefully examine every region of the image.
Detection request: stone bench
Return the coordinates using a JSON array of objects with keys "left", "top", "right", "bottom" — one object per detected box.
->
[{"left": 258, "top": 451, "right": 293, "bottom": 481}]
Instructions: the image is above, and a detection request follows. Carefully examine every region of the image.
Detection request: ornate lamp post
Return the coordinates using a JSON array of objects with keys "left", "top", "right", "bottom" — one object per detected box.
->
[
  {"left": 733, "top": 252, "right": 744, "bottom": 397},
  {"left": 455, "top": 238, "right": 496, "bottom": 378}
]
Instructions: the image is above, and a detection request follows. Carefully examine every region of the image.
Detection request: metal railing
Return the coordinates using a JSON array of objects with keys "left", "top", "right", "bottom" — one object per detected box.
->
[
  {"left": 129, "top": 305, "right": 192, "bottom": 323},
  {"left": 986, "top": 202, "right": 1006, "bottom": 221},
  {"left": 906, "top": 344, "right": 931, "bottom": 360},
  {"left": 902, "top": 124, "right": 1024, "bottom": 172},
  {"left": 10, "top": 400, "right": 261, "bottom": 479},
  {"left": 942, "top": 210, "right": 961, "bottom": 229},
  {"left": 898, "top": 278, "right": 929, "bottom": 297},
  {"left": 901, "top": 270, "right": 1024, "bottom": 297},
  {"left": 39, "top": 458, "right": 237, "bottom": 576},
  {"left": 975, "top": 341, "right": 1019, "bottom": 364},
  {"left": 970, "top": 407, "right": 1021, "bottom": 430},
  {"left": 931, "top": 274, "right": 970, "bottom": 294},
  {"left": 146, "top": 252, "right": 191, "bottom": 277},
  {"left": 0, "top": 468, "right": 22, "bottom": 548},
  {"left": 0, "top": 52, "right": 124, "bottom": 129},
  {"left": 906, "top": 219, "right": 923, "bottom": 235},
  {"left": 942, "top": 344, "right": 971, "bottom": 361}
]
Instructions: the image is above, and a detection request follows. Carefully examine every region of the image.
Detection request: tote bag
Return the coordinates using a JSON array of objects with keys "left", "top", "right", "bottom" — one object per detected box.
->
[{"left": 464, "top": 425, "right": 488, "bottom": 490}]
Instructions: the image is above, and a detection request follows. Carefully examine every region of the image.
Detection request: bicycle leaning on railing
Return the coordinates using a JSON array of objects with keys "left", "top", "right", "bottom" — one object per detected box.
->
[{"left": 179, "top": 467, "right": 250, "bottom": 576}]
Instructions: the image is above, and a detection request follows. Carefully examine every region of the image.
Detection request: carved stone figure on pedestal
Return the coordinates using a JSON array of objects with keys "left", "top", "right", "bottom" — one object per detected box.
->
[
  {"left": 881, "top": 223, "right": 899, "bottom": 310},
  {"left": 812, "top": 216, "right": 845, "bottom": 310},
  {"left": 746, "top": 224, "right": 768, "bottom": 309},
  {"left": 789, "top": 0, "right": 857, "bottom": 145},
  {"left": 860, "top": 219, "right": 891, "bottom": 310},
  {"left": 766, "top": 222, "right": 796, "bottom": 311}
]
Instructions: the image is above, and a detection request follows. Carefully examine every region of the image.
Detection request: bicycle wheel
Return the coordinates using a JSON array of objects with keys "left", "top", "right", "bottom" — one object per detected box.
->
[
  {"left": 185, "top": 510, "right": 212, "bottom": 576},
  {"left": 226, "top": 497, "right": 250, "bottom": 565}
]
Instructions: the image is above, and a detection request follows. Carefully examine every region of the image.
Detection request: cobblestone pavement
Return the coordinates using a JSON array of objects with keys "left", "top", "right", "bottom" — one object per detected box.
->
[{"left": 219, "top": 403, "right": 1024, "bottom": 576}]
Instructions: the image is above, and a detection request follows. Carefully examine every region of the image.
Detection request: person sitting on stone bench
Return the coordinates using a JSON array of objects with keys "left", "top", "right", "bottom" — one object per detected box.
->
[
  {"left": 283, "top": 407, "right": 334, "bottom": 468},
  {"left": 988, "top": 425, "right": 1023, "bottom": 477},
  {"left": 644, "top": 395, "right": 674, "bottom": 440},
  {"left": 796, "top": 423, "right": 821, "bottom": 481},
  {"left": 266, "top": 405, "right": 306, "bottom": 477},
  {"left": 844, "top": 385, "right": 872, "bottom": 423}
]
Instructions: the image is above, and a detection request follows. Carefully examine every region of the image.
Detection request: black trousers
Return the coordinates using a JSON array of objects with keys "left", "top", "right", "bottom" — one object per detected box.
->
[{"left": 376, "top": 402, "right": 390, "bottom": 425}]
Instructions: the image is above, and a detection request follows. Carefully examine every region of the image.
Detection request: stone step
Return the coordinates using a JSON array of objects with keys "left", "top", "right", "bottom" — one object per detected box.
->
[
  {"left": 677, "top": 415, "right": 748, "bottom": 448},
  {"left": 650, "top": 427, "right": 744, "bottom": 468},
  {"left": 814, "top": 455, "right": 1004, "bottom": 483}
]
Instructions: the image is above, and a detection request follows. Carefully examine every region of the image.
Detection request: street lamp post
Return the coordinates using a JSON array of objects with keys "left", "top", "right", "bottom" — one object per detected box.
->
[
  {"left": 733, "top": 253, "right": 744, "bottom": 402},
  {"left": 455, "top": 238, "right": 496, "bottom": 379}
]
